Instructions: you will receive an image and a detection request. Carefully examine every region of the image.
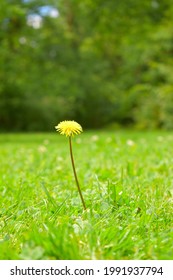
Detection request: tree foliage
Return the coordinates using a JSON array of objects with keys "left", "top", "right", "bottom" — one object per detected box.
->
[{"left": 0, "top": 0, "right": 173, "bottom": 131}]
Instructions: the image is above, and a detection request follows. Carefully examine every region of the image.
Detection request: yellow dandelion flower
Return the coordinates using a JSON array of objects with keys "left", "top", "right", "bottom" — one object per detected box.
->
[
  {"left": 54, "top": 119, "right": 86, "bottom": 210},
  {"left": 55, "top": 120, "right": 83, "bottom": 137}
]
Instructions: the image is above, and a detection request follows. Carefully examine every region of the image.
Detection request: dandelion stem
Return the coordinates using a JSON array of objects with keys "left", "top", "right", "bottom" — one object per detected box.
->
[{"left": 69, "top": 136, "right": 86, "bottom": 210}]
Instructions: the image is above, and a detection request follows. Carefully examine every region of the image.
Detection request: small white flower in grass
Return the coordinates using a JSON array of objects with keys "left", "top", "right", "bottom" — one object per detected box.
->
[
  {"left": 91, "top": 135, "right": 99, "bottom": 142},
  {"left": 38, "top": 145, "right": 47, "bottom": 153},
  {"left": 126, "top": 139, "right": 135, "bottom": 146}
]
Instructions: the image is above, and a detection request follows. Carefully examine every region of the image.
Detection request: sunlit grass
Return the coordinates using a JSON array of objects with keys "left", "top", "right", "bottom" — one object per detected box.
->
[{"left": 0, "top": 131, "right": 172, "bottom": 259}]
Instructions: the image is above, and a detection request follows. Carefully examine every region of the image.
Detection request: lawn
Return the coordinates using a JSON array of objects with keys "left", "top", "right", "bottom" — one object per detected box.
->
[{"left": 0, "top": 131, "right": 172, "bottom": 260}]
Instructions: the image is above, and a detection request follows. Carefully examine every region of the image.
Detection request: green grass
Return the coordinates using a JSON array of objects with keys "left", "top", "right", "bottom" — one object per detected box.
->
[{"left": 0, "top": 131, "right": 172, "bottom": 260}]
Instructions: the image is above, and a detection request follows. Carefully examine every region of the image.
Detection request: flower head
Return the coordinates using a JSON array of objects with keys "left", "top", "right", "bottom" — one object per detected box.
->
[{"left": 55, "top": 120, "right": 83, "bottom": 137}]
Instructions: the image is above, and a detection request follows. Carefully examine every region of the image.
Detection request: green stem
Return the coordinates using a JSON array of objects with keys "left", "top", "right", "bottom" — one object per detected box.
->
[{"left": 69, "top": 136, "right": 86, "bottom": 210}]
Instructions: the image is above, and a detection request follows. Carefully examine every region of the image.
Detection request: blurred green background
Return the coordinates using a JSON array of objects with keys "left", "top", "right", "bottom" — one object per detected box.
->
[{"left": 1, "top": 0, "right": 173, "bottom": 131}]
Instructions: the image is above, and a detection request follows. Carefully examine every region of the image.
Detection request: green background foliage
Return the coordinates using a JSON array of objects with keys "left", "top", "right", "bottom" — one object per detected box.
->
[{"left": 1, "top": 0, "right": 173, "bottom": 131}]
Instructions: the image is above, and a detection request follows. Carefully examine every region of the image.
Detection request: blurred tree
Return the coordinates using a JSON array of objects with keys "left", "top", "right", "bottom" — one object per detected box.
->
[{"left": 0, "top": 0, "right": 173, "bottom": 131}]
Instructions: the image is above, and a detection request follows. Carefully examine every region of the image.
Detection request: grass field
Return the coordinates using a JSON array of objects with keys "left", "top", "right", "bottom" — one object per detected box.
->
[{"left": 0, "top": 131, "right": 172, "bottom": 260}]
